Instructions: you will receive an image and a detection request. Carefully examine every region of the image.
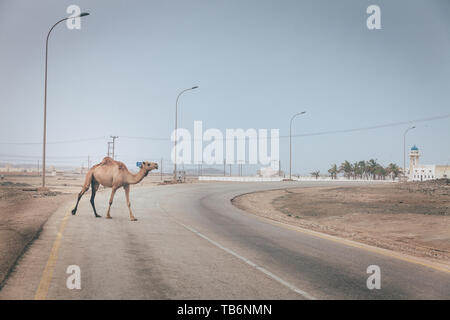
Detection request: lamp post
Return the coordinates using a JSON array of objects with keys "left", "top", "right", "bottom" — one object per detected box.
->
[
  {"left": 42, "top": 12, "right": 90, "bottom": 187},
  {"left": 289, "top": 111, "right": 306, "bottom": 180},
  {"left": 173, "top": 86, "right": 198, "bottom": 181},
  {"left": 403, "top": 126, "right": 416, "bottom": 180}
]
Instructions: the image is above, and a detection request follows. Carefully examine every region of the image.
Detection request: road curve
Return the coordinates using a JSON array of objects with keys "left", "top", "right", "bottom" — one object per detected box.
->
[{"left": 1, "top": 181, "right": 449, "bottom": 300}]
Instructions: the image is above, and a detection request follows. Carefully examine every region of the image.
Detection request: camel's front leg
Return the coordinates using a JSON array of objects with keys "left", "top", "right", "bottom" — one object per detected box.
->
[
  {"left": 124, "top": 185, "right": 137, "bottom": 221},
  {"left": 106, "top": 186, "right": 118, "bottom": 219}
]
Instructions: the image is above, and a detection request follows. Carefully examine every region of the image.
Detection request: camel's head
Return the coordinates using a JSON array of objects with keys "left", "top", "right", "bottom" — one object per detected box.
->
[{"left": 142, "top": 161, "right": 158, "bottom": 172}]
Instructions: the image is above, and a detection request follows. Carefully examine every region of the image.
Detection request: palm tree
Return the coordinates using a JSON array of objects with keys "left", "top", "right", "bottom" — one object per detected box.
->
[
  {"left": 310, "top": 170, "right": 320, "bottom": 179},
  {"left": 353, "top": 162, "right": 364, "bottom": 180},
  {"left": 373, "top": 164, "right": 389, "bottom": 180},
  {"left": 367, "top": 159, "right": 378, "bottom": 180},
  {"left": 358, "top": 160, "right": 368, "bottom": 180},
  {"left": 331, "top": 159, "right": 401, "bottom": 181},
  {"left": 339, "top": 161, "right": 353, "bottom": 179},
  {"left": 328, "top": 164, "right": 338, "bottom": 179},
  {"left": 386, "top": 163, "right": 401, "bottom": 180}
]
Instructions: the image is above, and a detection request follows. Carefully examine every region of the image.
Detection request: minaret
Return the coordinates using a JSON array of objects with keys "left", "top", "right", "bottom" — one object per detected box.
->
[{"left": 409, "top": 145, "right": 420, "bottom": 177}]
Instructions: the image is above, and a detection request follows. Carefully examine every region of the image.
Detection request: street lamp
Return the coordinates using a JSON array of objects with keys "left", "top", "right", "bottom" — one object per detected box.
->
[
  {"left": 173, "top": 86, "right": 199, "bottom": 181},
  {"left": 42, "top": 12, "right": 90, "bottom": 187},
  {"left": 403, "top": 126, "right": 416, "bottom": 180},
  {"left": 289, "top": 111, "right": 306, "bottom": 180}
]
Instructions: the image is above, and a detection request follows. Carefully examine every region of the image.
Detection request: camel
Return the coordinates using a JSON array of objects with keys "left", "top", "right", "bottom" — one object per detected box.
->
[{"left": 71, "top": 157, "right": 158, "bottom": 221}]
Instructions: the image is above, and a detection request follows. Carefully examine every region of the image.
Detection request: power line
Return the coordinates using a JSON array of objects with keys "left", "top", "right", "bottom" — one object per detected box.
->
[
  {"left": 1, "top": 113, "right": 449, "bottom": 145},
  {"left": 0, "top": 158, "right": 88, "bottom": 164},
  {"left": 290, "top": 113, "right": 450, "bottom": 138},
  {"left": 0, "top": 153, "right": 100, "bottom": 159},
  {"left": 121, "top": 136, "right": 169, "bottom": 141},
  {"left": 0, "top": 154, "right": 162, "bottom": 162},
  {"left": 121, "top": 113, "right": 450, "bottom": 141},
  {"left": 0, "top": 137, "right": 107, "bottom": 145}
]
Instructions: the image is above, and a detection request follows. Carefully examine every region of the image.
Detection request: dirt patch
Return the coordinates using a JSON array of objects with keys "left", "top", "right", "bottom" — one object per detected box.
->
[
  {"left": 0, "top": 185, "right": 73, "bottom": 287},
  {"left": 232, "top": 180, "right": 450, "bottom": 266}
]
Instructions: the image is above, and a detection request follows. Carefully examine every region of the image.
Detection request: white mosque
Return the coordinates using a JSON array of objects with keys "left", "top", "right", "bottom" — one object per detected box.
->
[{"left": 408, "top": 145, "right": 449, "bottom": 181}]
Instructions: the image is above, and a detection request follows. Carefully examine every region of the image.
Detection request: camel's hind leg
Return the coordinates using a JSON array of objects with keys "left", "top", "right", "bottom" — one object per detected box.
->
[
  {"left": 124, "top": 185, "right": 137, "bottom": 221},
  {"left": 90, "top": 179, "right": 101, "bottom": 218},
  {"left": 72, "top": 184, "right": 90, "bottom": 215},
  {"left": 105, "top": 186, "right": 118, "bottom": 219}
]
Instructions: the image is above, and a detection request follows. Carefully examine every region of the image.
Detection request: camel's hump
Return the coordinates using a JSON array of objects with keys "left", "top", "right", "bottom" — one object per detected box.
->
[
  {"left": 98, "top": 157, "right": 127, "bottom": 170},
  {"left": 99, "top": 157, "right": 114, "bottom": 165}
]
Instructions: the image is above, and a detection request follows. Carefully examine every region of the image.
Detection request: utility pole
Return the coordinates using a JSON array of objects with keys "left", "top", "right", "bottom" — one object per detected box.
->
[
  {"left": 107, "top": 142, "right": 113, "bottom": 157},
  {"left": 278, "top": 160, "right": 281, "bottom": 177},
  {"left": 160, "top": 157, "right": 163, "bottom": 181},
  {"left": 289, "top": 111, "right": 306, "bottom": 180},
  {"left": 238, "top": 162, "right": 243, "bottom": 176},
  {"left": 110, "top": 136, "right": 118, "bottom": 160},
  {"left": 37, "top": 160, "right": 40, "bottom": 177}
]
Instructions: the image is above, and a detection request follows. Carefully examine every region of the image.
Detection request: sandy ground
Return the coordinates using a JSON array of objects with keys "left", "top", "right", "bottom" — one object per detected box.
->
[
  {"left": 232, "top": 180, "right": 450, "bottom": 266},
  {"left": 0, "top": 181, "right": 72, "bottom": 287}
]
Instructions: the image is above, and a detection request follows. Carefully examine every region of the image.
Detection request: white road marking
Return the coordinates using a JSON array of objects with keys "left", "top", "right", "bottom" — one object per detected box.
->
[{"left": 156, "top": 202, "right": 316, "bottom": 300}]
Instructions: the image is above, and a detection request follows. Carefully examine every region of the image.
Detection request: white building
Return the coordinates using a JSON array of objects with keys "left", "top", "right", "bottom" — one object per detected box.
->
[{"left": 408, "top": 145, "right": 449, "bottom": 181}]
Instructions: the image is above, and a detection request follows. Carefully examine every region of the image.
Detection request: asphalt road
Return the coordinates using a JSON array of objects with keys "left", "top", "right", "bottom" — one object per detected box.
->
[{"left": 1, "top": 181, "right": 449, "bottom": 299}]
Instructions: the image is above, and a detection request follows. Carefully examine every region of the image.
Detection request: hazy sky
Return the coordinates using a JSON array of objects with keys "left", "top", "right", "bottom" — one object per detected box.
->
[{"left": 1, "top": 0, "right": 449, "bottom": 174}]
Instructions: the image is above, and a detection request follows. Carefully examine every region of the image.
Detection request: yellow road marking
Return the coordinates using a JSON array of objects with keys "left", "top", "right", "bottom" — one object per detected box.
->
[
  {"left": 34, "top": 211, "right": 70, "bottom": 300},
  {"left": 245, "top": 213, "right": 450, "bottom": 274}
]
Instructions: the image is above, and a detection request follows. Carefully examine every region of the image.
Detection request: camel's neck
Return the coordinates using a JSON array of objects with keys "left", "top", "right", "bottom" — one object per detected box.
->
[{"left": 126, "top": 168, "right": 148, "bottom": 185}]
